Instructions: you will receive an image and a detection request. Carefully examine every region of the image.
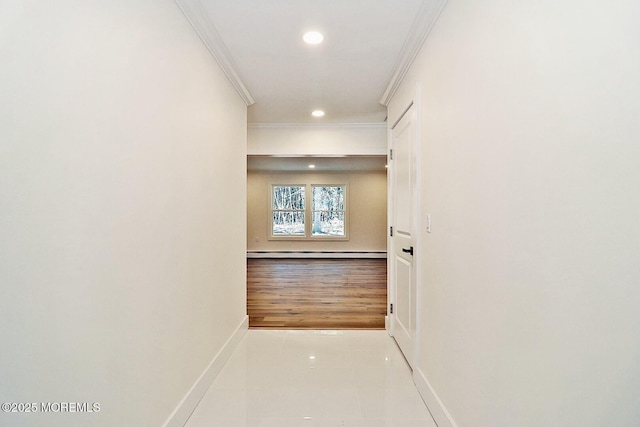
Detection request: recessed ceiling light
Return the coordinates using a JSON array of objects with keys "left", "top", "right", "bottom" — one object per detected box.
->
[
  {"left": 311, "top": 110, "right": 325, "bottom": 118},
  {"left": 308, "top": 164, "right": 316, "bottom": 169},
  {"left": 303, "top": 31, "right": 324, "bottom": 45}
]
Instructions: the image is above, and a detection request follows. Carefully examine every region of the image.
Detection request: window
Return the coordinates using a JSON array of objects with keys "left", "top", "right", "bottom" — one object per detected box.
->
[
  {"left": 311, "top": 185, "right": 345, "bottom": 236},
  {"left": 271, "top": 184, "right": 347, "bottom": 239},
  {"left": 272, "top": 185, "right": 305, "bottom": 236}
]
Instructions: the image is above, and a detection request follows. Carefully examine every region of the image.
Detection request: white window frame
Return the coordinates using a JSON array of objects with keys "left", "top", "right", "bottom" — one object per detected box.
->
[
  {"left": 270, "top": 184, "right": 307, "bottom": 238},
  {"left": 310, "top": 184, "right": 347, "bottom": 238},
  {"left": 269, "top": 182, "right": 349, "bottom": 241}
]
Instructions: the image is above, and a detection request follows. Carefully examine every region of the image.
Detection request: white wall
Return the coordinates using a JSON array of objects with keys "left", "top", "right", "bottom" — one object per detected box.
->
[
  {"left": 0, "top": 1, "right": 247, "bottom": 426},
  {"left": 248, "top": 171, "right": 387, "bottom": 253},
  {"left": 389, "top": 0, "right": 640, "bottom": 426},
  {"left": 248, "top": 124, "right": 387, "bottom": 155}
]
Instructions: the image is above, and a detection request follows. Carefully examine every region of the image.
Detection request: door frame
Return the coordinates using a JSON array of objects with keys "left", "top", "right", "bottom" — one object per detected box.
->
[{"left": 387, "top": 85, "right": 422, "bottom": 369}]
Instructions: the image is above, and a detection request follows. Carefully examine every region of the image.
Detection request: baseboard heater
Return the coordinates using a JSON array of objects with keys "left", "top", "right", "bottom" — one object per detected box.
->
[{"left": 247, "top": 251, "right": 387, "bottom": 259}]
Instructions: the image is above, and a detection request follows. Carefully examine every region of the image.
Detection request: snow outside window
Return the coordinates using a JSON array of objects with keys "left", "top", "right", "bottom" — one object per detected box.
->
[{"left": 270, "top": 184, "right": 347, "bottom": 239}]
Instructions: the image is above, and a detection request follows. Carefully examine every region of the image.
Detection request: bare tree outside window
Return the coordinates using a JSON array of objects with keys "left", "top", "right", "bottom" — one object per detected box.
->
[
  {"left": 312, "top": 186, "right": 345, "bottom": 236},
  {"left": 272, "top": 185, "right": 305, "bottom": 235},
  {"left": 271, "top": 184, "right": 347, "bottom": 239}
]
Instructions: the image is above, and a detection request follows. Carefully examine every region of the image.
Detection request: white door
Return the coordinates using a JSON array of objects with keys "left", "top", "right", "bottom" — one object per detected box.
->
[{"left": 390, "top": 103, "right": 417, "bottom": 368}]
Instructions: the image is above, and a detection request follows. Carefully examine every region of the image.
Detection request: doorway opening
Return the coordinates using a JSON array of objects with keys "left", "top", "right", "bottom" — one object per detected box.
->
[{"left": 247, "top": 155, "right": 388, "bottom": 329}]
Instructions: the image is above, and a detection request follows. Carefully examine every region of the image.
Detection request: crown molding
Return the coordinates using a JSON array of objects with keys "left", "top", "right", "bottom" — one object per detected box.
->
[
  {"left": 175, "top": 0, "right": 255, "bottom": 106},
  {"left": 248, "top": 123, "right": 387, "bottom": 130},
  {"left": 379, "top": 0, "right": 448, "bottom": 106}
]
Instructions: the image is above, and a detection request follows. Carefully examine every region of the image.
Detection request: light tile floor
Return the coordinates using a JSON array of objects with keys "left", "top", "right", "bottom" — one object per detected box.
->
[{"left": 185, "top": 329, "right": 437, "bottom": 427}]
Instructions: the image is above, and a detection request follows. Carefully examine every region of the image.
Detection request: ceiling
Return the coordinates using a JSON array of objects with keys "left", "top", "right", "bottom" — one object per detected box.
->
[
  {"left": 248, "top": 155, "right": 387, "bottom": 172},
  {"left": 177, "top": 0, "right": 445, "bottom": 124}
]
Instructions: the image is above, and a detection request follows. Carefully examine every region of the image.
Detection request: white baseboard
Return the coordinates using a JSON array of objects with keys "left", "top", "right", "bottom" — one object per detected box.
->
[
  {"left": 162, "top": 315, "right": 249, "bottom": 427},
  {"left": 414, "top": 366, "right": 458, "bottom": 427},
  {"left": 247, "top": 250, "right": 387, "bottom": 259}
]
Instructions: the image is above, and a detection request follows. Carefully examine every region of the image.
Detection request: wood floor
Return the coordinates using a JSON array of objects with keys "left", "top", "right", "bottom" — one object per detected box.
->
[{"left": 247, "top": 258, "right": 387, "bottom": 329}]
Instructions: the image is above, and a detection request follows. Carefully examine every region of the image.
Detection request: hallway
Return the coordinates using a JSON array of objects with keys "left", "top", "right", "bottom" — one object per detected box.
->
[
  {"left": 3, "top": 1, "right": 640, "bottom": 426},
  {"left": 184, "top": 330, "right": 435, "bottom": 427}
]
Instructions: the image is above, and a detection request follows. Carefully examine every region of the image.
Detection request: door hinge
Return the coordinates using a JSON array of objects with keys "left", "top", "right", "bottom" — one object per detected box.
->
[
  {"left": 389, "top": 149, "right": 393, "bottom": 160},
  {"left": 390, "top": 303, "right": 393, "bottom": 314},
  {"left": 390, "top": 226, "right": 393, "bottom": 237}
]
